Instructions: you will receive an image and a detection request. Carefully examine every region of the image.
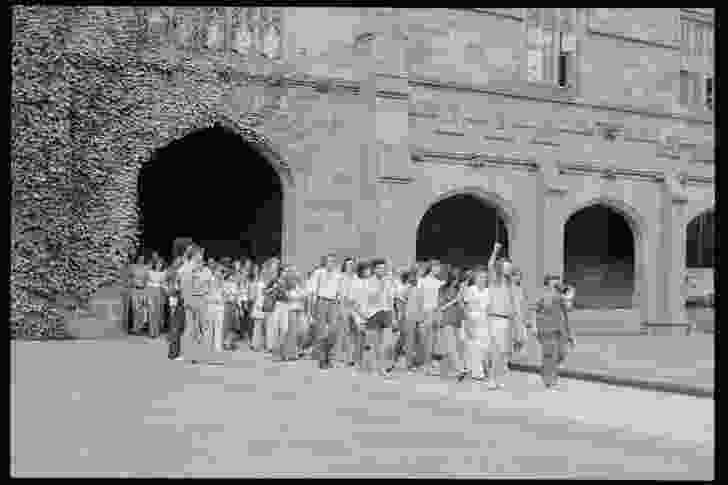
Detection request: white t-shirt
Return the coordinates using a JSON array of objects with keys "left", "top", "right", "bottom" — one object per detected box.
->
[
  {"left": 417, "top": 275, "right": 445, "bottom": 312},
  {"left": 310, "top": 267, "right": 342, "bottom": 300},
  {"left": 463, "top": 285, "right": 490, "bottom": 315}
]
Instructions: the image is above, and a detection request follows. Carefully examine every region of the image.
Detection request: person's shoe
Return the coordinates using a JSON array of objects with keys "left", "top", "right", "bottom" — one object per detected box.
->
[
  {"left": 487, "top": 381, "right": 498, "bottom": 390},
  {"left": 172, "top": 356, "right": 184, "bottom": 361},
  {"left": 496, "top": 383, "right": 506, "bottom": 390},
  {"left": 456, "top": 372, "right": 468, "bottom": 383}
]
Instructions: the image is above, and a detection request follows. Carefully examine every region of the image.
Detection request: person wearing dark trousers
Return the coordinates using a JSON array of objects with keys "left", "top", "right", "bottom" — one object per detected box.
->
[
  {"left": 534, "top": 274, "right": 576, "bottom": 390},
  {"left": 309, "top": 254, "right": 342, "bottom": 369},
  {"left": 167, "top": 292, "right": 185, "bottom": 360}
]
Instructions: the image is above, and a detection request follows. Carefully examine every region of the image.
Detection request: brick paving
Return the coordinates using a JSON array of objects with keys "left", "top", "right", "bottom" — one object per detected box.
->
[{"left": 11, "top": 340, "right": 713, "bottom": 479}]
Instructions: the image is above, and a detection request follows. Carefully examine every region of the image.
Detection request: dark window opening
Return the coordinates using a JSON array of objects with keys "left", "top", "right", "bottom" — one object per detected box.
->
[{"left": 686, "top": 210, "right": 714, "bottom": 268}]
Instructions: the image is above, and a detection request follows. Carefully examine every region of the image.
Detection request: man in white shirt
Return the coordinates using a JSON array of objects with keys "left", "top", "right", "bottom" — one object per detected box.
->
[
  {"left": 360, "top": 259, "right": 398, "bottom": 376},
  {"left": 308, "top": 253, "right": 343, "bottom": 369},
  {"left": 416, "top": 259, "right": 446, "bottom": 375}
]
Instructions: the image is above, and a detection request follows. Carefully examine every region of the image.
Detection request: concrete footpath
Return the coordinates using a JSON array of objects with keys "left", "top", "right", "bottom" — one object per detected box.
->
[{"left": 510, "top": 334, "right": 714, "bottom": 399}]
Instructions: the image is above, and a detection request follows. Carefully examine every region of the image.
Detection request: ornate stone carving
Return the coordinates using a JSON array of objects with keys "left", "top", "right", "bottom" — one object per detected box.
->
[
  {"left": 203, "top": 7, "right": 226, "bottom": 52},
  {"left": 664, "top": 168, "right": 689, "bottom": 203}
]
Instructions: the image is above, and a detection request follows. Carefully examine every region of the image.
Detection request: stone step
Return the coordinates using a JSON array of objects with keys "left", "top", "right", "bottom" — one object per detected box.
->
[{"left": 567, "top": 309, "right": 641, "bottom": 335}]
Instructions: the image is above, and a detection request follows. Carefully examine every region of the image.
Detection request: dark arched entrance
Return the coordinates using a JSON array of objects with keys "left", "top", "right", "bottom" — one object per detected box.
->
[
  {"left": 686, "top": 210, "right": 715, "bottom": 269},
  {"left": 685, "top": 209, "right": 715, "bottom": 311},
  {"left": 137, "top": 125, "right": 283, "bottom": 264},
  {"left": 416, "top": 193, "right": 509, "bottom": 269},
  {"left": 564, "top": 204, "right": 635, "bottom": 309}
]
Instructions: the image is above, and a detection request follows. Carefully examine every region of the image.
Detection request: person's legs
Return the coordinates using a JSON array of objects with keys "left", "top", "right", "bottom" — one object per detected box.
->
[
  {"left": 401, "top": 318, "right": 417, "bottom": 369},
  {"left": 377, "top": 325, "right": 394, "bottom": 374},
  {"left": 540, "top": 335, "right": 560, "bottom": 387},
  {"left": 264, "top": 310, "right": 276, "bottom": 353}
]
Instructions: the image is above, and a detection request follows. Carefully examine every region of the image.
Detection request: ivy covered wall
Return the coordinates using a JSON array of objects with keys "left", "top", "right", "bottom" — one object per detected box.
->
[{"left": 11, "top": 6, "right": 288, "bottom": 339}]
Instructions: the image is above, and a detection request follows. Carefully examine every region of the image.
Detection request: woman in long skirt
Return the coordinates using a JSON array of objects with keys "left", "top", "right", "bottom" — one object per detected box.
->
[{"left": 146, "top": 259, "right": 167, "bottom": 339}]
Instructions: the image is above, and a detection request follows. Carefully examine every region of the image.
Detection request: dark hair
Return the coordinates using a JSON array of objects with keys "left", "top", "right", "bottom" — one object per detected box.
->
[
  {"left": 369, "top": 258, "right": 386, "bottom": 268},
  {"left": 543, "top": 274, "right": 561, "bottom": 286},
  {"left": 356, "top": 261, "right": 371, "bottom": 278},
  {"left": 341, "top": 257, "right": 355, "bottom": 273}
]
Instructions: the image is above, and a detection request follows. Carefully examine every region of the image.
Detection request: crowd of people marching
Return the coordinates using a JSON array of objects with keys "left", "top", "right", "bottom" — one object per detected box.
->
[{"left": 125, "top": 242, "right": 577, "bottom": 390}]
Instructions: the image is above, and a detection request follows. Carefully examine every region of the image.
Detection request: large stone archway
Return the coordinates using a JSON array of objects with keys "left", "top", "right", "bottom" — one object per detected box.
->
[
  {"left": 137, "top": 123, "right": 292, "bottom": 263},
  {"left": 131, "top": 108, "right": 298, "bottom": 265}
]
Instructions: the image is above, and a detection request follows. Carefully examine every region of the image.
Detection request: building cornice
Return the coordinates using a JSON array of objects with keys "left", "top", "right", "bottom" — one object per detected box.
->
[
  {"left": 680, "top": 8, "right": 714, "bottom": 24},
  {"left": 411, "top": 148, "right": 715, "bottom": 185},
  {"left": 587, "top": 27, "right": 680, "bottom": 50},
  {"left": 408, "top": 77, "right": 713, "bottom": 125}
]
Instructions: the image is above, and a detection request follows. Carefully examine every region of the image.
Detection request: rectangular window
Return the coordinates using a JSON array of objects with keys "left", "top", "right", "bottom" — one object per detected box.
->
[
  {"left": 680, "top": 70, "right": 690, "bottom": 106},
  {"left": 526, "top": 7, "right": 580, "bottom": 86},
  {"left": 705, "top": 76, "right": 713, "bottom": 110}
]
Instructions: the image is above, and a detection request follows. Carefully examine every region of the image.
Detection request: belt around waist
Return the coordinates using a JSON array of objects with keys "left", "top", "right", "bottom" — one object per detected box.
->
[
  {"left": 488, "top": 313, "right": 511, "bottom": 319},
  {"left": 317, "top": 296, "right": 338, "bottom": 302}
]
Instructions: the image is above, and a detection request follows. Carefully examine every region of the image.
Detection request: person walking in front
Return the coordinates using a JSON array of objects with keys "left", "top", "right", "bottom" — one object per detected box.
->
[
  {"left": 534, "top": 274, "right": 576, "bottom": 390},
  {"left": 505, "top": 267, "right": 531, "bottom": 374},
  {"left": 309, "top": 254, "right": 342, "bottom": 370},
  {"left": 350, "top": 261, "right": 373, "bottom": 372}
]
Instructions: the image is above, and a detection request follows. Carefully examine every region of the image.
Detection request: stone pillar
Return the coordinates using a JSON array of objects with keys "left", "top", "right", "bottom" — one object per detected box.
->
[
  {"left": 356, "top": 50, "right": 380, "bottom": 260},
  {"left": 658, "top": 169, "right": 690, "bottom": 325},
  {"left": 538, "top": 150, "right": 568, "bottom": 289}
]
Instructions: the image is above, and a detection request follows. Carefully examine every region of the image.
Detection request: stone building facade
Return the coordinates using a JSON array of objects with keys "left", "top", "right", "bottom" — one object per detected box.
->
[{"left": 35, "top": 8, "right": 716, "bottom": 331}]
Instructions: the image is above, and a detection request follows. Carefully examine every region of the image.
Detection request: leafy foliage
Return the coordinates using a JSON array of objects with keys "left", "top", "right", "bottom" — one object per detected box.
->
[{"left": 11, "top": 6, "right": 281, "bottom": 339}]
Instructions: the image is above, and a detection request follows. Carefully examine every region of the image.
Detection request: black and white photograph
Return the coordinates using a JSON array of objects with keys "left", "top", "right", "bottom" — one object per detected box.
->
[{"left": 11, "top": 7, "right": 715, "bottom": 479}]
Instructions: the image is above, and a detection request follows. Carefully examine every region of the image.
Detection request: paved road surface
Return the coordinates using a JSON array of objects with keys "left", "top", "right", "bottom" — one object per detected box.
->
[
  {"left": 512, "top": 334, "right": 714, "bottom": 390},
  {"left": 11, "top": 340, "right": 714, "bottom": 479}
]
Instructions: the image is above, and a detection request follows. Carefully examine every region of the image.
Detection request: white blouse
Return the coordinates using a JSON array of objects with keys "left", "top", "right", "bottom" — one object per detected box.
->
[
  {"left": 463, "top": 285, "right": 490, "bottom": 315},
  {"left": 146, "top": 270, "right": 166, "bottom": 288}
]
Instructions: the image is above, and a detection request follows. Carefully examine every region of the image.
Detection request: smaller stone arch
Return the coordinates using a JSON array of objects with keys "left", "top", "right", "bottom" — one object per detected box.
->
[
  {"left": 563, "top": 196, "right": 646, "bottom": 244},
  {"left": 416, "top": 186, "right": 518, "bottom": 267},
  {"left": 425, "top": 186, "right": 519, "bottom": 244},
  {"left": 562, "top": 196, "right": 646, "bottom": 309}
]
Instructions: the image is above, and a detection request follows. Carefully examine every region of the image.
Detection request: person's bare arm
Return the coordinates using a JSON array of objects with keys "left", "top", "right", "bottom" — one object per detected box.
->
[{"left": 488, "top": 242, "right": 501, "bottom": 272}]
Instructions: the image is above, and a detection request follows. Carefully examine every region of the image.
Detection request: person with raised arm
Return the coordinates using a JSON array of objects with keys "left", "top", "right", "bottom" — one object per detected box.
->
[{"left": 458, "top": 266, "right": 491, "bottom": 383}]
